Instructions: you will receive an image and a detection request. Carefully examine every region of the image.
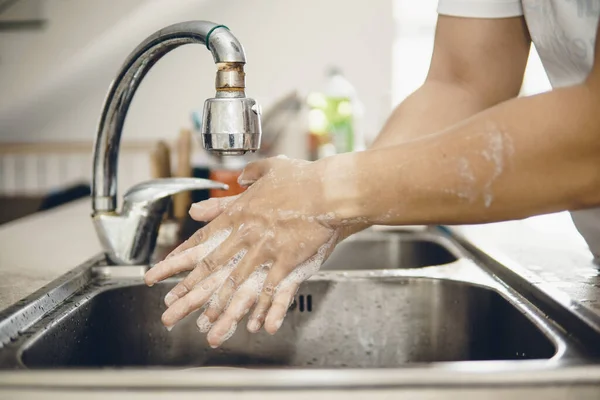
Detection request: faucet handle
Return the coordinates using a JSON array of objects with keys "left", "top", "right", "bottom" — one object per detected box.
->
[
  {"left": 122, "top": 177, "right": 228, "bottom": 212},
  {"left": 93, "top": 177, "right": 229, "bottom": 265}
]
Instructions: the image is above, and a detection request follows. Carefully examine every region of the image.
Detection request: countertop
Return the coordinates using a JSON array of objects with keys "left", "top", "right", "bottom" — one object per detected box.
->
[
  {"left": 453, "top": 212, "right": 600, "bottom": 318},
  {"left": 0, "top": 199, "right": 101, "bottom": 310},
  {"left": 0, "top": 200, "right": 599, "bottom": 398}
]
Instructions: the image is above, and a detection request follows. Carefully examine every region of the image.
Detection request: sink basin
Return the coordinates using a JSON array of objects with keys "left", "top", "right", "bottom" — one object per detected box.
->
[
  {"left": 20, "top": 276, "right": 555, "bottom": 369},
  {"left": 322, "top": 231, "right": 457, "bottom": 270},
  {"left": 0, "top": 228, "right": 591, "bottom": 374}
]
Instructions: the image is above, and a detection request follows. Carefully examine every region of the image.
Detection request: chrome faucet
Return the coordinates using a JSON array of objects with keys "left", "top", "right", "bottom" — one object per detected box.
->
[{"left": 91, "top": 21, "right": 262, "bottom": 265}]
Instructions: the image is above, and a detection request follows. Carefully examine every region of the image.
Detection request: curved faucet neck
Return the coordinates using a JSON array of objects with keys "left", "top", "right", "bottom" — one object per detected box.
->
[{"left": 92, "top": 21, "right": 247, "bottom": 213}]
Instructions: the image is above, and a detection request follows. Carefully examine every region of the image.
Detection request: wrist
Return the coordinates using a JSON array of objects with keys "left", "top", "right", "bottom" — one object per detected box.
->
[{"left": 314, "top": 151, "right": 372, "bottom": 226}]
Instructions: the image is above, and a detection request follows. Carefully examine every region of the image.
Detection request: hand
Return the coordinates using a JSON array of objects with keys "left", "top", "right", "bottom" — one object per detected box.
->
[{"left": 144, "top": 156, "right": 352, "bottom": 347}]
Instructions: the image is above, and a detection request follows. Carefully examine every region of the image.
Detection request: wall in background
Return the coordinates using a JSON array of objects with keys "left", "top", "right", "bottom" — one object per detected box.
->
[{"left": 0, "top": 0, "right": 393, "bottom": 146}]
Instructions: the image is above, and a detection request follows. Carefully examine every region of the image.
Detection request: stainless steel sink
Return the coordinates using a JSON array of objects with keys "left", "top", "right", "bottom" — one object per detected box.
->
[
  {"left": 19, "top": 276, "right": 555, "bottom": 369},
  {"left": 322, "top": 230, "right": 457, "bottom": 270},
  {"left": 0, "top": 228, "right": 595, "bottom": 373}
]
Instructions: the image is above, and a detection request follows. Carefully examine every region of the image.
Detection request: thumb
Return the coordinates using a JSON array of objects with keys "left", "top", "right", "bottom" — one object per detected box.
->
[
  {"left": 189, "top": 195, "right": 240, "bottom": 222},
  {"left": 237, "top": 158, "right": 274, "bottom": 187}
]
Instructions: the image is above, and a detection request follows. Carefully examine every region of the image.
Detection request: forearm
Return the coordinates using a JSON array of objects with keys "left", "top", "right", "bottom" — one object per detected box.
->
[
  {"left": 326, "top": 85, "right": 600, "bottom": 226},
  {"left": 336, "top": 79, "right": 493, "bottom": 238},
  {"left": 371, "top": 79, "right": 490, "bottom": 148}
]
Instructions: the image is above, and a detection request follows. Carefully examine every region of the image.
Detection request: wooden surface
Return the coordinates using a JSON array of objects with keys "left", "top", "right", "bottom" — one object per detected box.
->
[{"left": 173, "top": 129, "right": 193, "bottom": 220}]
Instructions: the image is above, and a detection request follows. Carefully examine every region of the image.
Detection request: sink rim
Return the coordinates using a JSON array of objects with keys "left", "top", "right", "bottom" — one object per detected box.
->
[{"left": 0, "top": 361, "right": 599, "bottom": 391}]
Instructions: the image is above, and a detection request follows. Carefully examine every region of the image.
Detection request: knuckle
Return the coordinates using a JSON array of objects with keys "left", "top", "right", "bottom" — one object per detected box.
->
[
  {"left": 201, "top": 256, "right": 219, "bottom": 273},
  {"left": 227, "top": 273, "right": 242, "bottom": 290},
  {"left": 181, "top": 278, "right": 195, "bottom": 293},
  {"left": 237, "top": 222, "right": 252, "bottom": 236},
  {"left": 190, "top": 229, "right": 206, "bottom": 246},
  {"left": 262, "top": 282, "right": 275, "bottom": 296}
]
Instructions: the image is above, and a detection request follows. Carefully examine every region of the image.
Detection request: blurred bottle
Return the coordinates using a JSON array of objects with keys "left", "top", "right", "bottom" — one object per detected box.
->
[
  {"left": 306, "top": 67, "right": 365, "bottom": 160},
  {"left": 208, "top": 156, "right": 247, "bottom": 199}
]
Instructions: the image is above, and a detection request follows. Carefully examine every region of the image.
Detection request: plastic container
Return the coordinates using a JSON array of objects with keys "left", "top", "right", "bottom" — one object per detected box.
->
[{"left": 306, "top": 68, "right": 365, "bottom": 160}]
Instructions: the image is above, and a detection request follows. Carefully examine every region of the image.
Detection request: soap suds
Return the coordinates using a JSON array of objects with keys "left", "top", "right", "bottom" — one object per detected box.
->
[
  {"left": 208, "top": 266, "right": 270, "bottom": 344},
  {"left": 480, "top": 125, "right": 514, "bottom": 207},
  {"left": 162, "top": 229, "right": 235, "bottom": 305},
  {"left": 441, "top": 123, "right": 514, "bottom": 208},
  {"left": 220, "top": 321, "right": 237, "bottom": 343},
  {"left": 196, "top": 314, "right": 212, "bottom": 333},
  {"left": 193, "top": 228, "right": 233, "bottom": 264},
  {"left": 277, "top": 234, "right": 338, "bottom": 288},
  {"left": 207, "top": 249, "right": 248, "bottom": 310},
  {"left": 454, "top": 157, "right": 478, "bottom": 203}
]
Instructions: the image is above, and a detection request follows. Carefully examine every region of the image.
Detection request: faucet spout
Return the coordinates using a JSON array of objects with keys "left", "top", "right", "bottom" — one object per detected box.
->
[{"left": 92, "top": 21, "right": 261, "bottom": 213}]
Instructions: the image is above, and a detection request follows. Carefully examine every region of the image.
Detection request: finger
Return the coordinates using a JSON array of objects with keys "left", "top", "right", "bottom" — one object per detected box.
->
[
  {"left": 162, "top": 239, "right": 245, "bottom": 307},
  {"left": 249, "top": 242, "right": 332, "bottom": 333},
  {"left": 189, "top": 195, "right": 241, "bottom": 222},
  {"left": 205, "top": 270, "right": 265, "bottom": 348},
  {"left": 237, "top": 158, "right": 273, "bottom": 186},
  {"left": 202, "top": 246, "right": 268, "bottom": 324},
  {"left": 162, "top": 209, "right": 237, "bottom": 260},
  {"left": 144, "top": 222, "right": 231, "bottom": 286},
  {"left": 264, "top": 280, "right": 300, "bottom": 335},
  {"left": 161, "top": 260, "right": 236, "bottom": 328},
  {"left": 246, "top": 258, "right": 292, "bottom": 333}
]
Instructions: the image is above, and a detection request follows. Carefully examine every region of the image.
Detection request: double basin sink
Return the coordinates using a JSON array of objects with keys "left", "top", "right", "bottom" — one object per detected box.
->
[{"left": 0, "top": 228, "right": 596, "bottom": 371}]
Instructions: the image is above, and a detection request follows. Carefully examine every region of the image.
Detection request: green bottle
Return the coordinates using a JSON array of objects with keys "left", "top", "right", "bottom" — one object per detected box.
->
[
  {"left": 306, "top": 68, "right": 364, "bottom": 159},
  {"left": 322, "top": 67, "right": 363, "bottom": 154}
]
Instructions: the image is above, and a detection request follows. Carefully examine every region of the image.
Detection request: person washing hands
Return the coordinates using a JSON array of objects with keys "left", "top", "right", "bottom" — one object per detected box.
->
[{"left": 145, "top": 0, "right": 600, "bottom": 348}]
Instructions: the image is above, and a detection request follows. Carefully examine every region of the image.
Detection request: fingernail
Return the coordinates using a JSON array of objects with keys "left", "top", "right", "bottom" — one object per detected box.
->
[
  {"left": 164, "top": 292, "right": 178, "bottom": 307},
  {"left": 237, "top": 179, "right": 254, "bottom": 187},
  {"left": 165, "top": 325, "right": 174, "bottom": 332},
  {"left": 196, "top": 314, "right": 212, "bottom": 333},
  {"left": 236, "top": 173, "right": 246, "bottom": 185},
  {"left": 247, "top": 319, "right": 261, "bottom": 333}
]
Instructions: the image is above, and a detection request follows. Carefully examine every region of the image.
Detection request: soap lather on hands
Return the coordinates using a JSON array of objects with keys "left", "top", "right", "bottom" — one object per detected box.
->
[{"left": 144, "top": 155, "right": 352, "bottom": 348}]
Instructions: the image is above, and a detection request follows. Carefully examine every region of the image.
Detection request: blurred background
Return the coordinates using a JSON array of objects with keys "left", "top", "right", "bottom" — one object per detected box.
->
[{"left": 0, "top": 0, "right": 554, "bottom": 226}]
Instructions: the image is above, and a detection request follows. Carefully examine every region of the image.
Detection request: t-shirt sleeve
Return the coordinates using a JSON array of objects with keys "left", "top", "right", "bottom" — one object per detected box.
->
[{"left": 438, "top": 0, "right": 523, "bottom": 18}]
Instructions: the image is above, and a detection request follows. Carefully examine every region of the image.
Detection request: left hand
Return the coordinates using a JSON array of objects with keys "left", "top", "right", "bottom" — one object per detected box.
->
[{"left": 144, "top": 156, "right": 348, "bottom": 348}]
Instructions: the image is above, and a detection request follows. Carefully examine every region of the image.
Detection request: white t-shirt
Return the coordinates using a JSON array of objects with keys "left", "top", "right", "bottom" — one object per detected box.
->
[{"left": 438, "top": 0, "right": 600, "bottom": 264}]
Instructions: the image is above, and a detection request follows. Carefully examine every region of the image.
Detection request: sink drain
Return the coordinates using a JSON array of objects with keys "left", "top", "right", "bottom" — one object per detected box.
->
[{"left": 291, "top": 294, "right": 313, "bottom": 312}]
